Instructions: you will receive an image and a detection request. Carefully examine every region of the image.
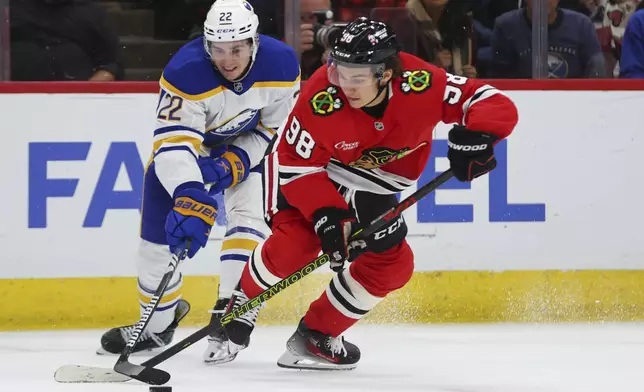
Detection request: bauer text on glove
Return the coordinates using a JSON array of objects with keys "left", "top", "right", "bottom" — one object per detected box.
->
[{"left": 165, "top": 187, "right": 218, "bottom": 258}]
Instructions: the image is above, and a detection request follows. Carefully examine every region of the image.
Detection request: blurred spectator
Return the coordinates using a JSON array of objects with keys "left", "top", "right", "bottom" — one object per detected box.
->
[
  {"left": 594, "top": 0, "right": 640, "bottom": 76},
  {"left": 406, "top": 0, "right": 477, "bottom": 78},
  {"left": 566, "top": 0, "right": 642, "bottom": 25},
  {"left": 473, "top": 0, "right": 610, "bottom": 29},
  {"left": 301, "top": 0, "right": 345, "bottom": 79},
  {"left": 472, "top": 0, "right": 618, "bottom": 77},
  {"left": 333, "top": 0, "right": 407, "bottom": 22},
  {"left": 10, "top": 0, "right": 122, "bottom": 81},
  {"left": 559, "top": 0, "right": 604, "bottom": 17},
  {"left": 471, "top": 0, "right": 521, "bottom": 77},
  {"left": 369, "top": 6, "right": 419, "bottom": 54},
  {"left": 619, "top": 4, "right": 644, "bottom": 77},
  {"left": 491, "top": 0, "right": 606, "bottom": 78},
  {"left": 472, "top": 0, "right": 520, "bottom": 31}
]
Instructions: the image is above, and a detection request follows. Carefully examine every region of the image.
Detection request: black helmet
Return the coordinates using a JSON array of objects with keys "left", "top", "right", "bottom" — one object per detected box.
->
[{"left": 329, "top": 17, "right": 401, "bottom": 65}]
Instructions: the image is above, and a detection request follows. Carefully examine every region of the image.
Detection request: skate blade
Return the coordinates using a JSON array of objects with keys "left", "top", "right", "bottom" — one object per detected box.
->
[
  {"left": 204, "top": 352, "right": 239, "bottom": 365},
  {"left": 276, "top": 350, "right": 356, "bottom": 371},
  {"left": 203, "top": 338, "right": 248, "bottom": 365},
  {"left": 54, "top": 365, "right": 131, "bottom": 383},
  {"left": 96, "top": 346, "right": 164, "bottom": 356},
  {"left": 203, "top": 343, "right": 241, "bottom": 365}
]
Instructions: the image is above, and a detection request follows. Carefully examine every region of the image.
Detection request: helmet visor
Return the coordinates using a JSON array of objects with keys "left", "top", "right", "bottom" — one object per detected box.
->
[
  {"left": 206, "top": 39, "right": 253, "bottom": 62},
  {"left": 327, "top": 57, "right": 384, "bottom": 88}
]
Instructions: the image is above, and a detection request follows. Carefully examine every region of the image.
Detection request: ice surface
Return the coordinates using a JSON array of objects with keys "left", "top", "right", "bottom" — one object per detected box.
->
[{"left": 2, "top": 323, "right": 644, "bottom": 392}]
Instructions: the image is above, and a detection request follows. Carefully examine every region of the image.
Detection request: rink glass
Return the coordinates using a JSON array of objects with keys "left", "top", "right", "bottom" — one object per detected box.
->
[{"left": 0, "top": 0, "right": 636, "bottom": 80}]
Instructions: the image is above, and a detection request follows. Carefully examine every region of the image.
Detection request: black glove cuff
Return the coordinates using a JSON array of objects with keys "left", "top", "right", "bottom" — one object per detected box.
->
[{"left": 312, "top": 207, "right": 354, "bottom": 236}]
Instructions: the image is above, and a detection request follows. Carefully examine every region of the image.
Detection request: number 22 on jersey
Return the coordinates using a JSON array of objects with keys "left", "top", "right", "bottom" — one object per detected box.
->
[{"left": 156, "top": 89, "right": 184, "bottom": 121}]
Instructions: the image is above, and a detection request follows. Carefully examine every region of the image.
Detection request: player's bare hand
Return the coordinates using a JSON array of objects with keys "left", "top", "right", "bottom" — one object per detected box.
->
[
  {"left": 301, "top": 24, "right": 315, "bottom": 52},
  {"left": 462, "top": 65, "right": 477, "bottom": 79}
]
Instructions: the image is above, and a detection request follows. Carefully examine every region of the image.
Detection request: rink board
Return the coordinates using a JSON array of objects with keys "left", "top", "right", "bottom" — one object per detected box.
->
[
  {"left": 1, "top": 80, "right": 643, "bottom": 330},
  {"left": 3, "top": 270, "right": 644, "bottom": 331}
]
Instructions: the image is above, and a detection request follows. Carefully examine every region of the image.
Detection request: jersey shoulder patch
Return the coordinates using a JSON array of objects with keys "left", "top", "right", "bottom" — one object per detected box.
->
[
  {"left": 399, "top": 69, "right": 433, "bottom": 94},
  {"left": 309, "top": 85, "right": 344, "bottom": 116},
  {"left": 160, "top": 38, "right": 224, "bottom": 100},
  {"left": 395, "top": 53, "right": 443, "bottom": 95},
  {"left": 299, "top": 66, "right": 344, "bottom": 117}
]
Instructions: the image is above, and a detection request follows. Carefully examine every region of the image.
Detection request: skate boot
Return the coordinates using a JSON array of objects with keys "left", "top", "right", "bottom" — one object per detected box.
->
[
  {"left": 97, "top": 299, "right": 190, "bottom": 355},
  {"left": 277, "top": 318, "right": 360, "bottom": 370},
  {"left": 203, "top": 290, "right": 262, "bottom": 365}
]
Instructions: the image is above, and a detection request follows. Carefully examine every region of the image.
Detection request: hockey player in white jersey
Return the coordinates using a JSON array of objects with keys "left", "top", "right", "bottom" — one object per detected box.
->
[{"left": 97, "top": 0, "right": 300, "bottom": 364}]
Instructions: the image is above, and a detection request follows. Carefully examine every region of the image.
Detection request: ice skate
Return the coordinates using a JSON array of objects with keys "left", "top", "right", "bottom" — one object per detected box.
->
[
  {"left": 203, "top": 290, "right": 262, "bottom": 364},
  {"left": 96, "top": 299, "right": 190, "bottom": 355},
  {"left": 277, "top": 318, "right": 360, "bottom": 370}
]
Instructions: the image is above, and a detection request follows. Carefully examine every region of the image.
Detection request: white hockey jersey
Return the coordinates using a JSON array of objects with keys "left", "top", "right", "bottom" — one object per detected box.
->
[
  {"left": 152, "top": 34, "right": 301, "bottom": 198},
  {"left": 140, "top": 35, "right": 300, "bottom": 245}
]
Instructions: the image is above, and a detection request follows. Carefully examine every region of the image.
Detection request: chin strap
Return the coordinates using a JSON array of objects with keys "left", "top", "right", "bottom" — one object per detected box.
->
[{"left": 363, "top": 82, "right": 389, "bottom": 107}]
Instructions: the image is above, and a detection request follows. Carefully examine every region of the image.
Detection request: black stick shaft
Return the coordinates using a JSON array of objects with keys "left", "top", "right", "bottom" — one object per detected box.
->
[
  {"left": 352, "top": 169, "right": 454, "bottom": 239},
  {"left": 141, "top": 325, "right": 212, "bottom": 368},
  {"left": 140, "top": 170, "right": 454, "bottom": 369},
  {"left": 115, "top": 244, "right": 186, "bottom": 365}
]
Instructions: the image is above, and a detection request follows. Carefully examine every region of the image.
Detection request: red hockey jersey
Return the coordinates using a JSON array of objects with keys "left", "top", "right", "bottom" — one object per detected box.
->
[{"left": 266, "top": 52, "right": 518, "bottom": 221}]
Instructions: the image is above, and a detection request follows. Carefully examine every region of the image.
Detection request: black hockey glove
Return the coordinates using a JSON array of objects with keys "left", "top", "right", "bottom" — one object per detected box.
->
[
  {"left": 447, "top": 125, "right": 499, "bottom": 182},
  {"left": 312, "top": 207, "right": 359, "bottom": 272}
]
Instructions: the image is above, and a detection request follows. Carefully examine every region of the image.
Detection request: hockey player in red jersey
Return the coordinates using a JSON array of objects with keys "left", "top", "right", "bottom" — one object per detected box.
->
[{"left": 209, "top": 17, "right": 519, "bottom": 369}]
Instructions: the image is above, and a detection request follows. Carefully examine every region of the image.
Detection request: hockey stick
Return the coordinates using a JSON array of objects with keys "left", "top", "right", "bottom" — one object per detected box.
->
[
  {"left": 54, "top": 241, "right": 189, "bottom": 384},
  {"left": 123, "top": 169, "right": 455, "bottom": 385},
  {"left": 55, "top": 169, "right": 454, "bottom": 385},
  {"left": 111, "top": 241, "right": 189, "bottom": 379}
]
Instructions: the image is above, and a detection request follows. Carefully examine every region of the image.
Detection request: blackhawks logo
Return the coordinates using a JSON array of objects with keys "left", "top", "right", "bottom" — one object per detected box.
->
[
  {"left": 349, "top": 143, "right": 427, "bottom": 170},
  {"left": 310, "top": 86, "right": 344, "bottom": 116},
  {"left": 400, "top": 70, "right": 432, "bottom": 94}
]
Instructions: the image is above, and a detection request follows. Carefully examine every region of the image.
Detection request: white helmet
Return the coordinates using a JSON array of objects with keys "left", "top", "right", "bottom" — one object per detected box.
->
[{"left": 203, "top": 0, "right": 260, "bottom": 80}]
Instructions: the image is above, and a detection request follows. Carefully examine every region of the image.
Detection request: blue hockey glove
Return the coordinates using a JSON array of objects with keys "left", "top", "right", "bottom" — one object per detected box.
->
[
  {"left": 165, "top": 186, "right": 218, "bottom": 258},
  {"left": 198, "top": 145, "right": 250, "bottom": 195}
]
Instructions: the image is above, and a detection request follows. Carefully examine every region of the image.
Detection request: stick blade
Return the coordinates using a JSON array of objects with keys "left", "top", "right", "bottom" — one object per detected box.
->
[
  {"left": 114, "top": 361, "right": 171, "bottom": 385},
  {"left": 54, "top": 365, "right": 131, "bottom": 383}
]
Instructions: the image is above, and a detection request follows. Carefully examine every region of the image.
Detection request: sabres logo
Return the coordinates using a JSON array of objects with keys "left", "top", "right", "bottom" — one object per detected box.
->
[
  {"left": 310, "top": 86, "right": 344, "bottom": 116},
  {"left": 211, "top": 108, "right": 260, "bottom": 135},
  {"left": 400, "top": 70, "right": 432, "bottom": 94}
]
